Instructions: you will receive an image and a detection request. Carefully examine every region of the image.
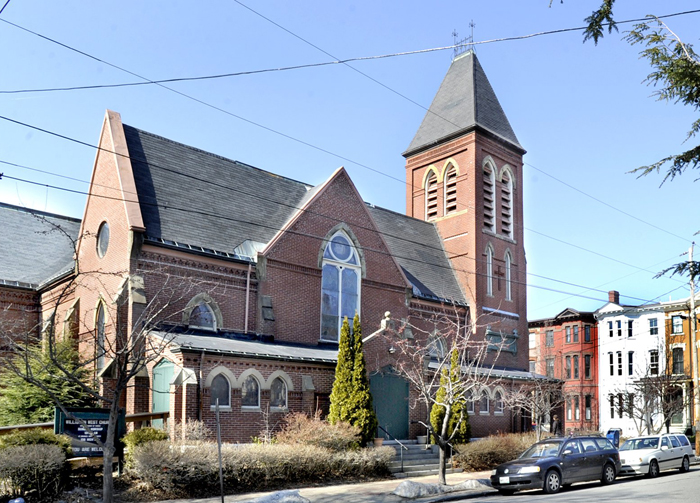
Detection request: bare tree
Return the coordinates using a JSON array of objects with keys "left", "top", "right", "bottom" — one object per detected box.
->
[
  {"left": 503, "top": 377, "right": 566, "bottom": 442},
  {"left": 377, "top": 307, "right": 509, "bottom": 485},
  {"left": 0, "top": 216, "right": 212, "bottom": 503}
]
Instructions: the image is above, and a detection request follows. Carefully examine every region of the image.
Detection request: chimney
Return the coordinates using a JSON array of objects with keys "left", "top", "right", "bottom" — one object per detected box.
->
[{"left": 608, "top": 290, "right": 620, "bottom": 304}]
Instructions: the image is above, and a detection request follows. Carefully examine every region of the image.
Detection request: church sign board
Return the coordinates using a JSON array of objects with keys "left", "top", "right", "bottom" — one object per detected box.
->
[{"left": 54, "top": 407, "right": 125, "bottom": 457}]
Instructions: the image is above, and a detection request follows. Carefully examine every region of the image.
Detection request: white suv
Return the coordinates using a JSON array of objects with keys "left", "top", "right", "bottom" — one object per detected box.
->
[{"left": 618, "top": 433, "right": 694, "bottom": 477}]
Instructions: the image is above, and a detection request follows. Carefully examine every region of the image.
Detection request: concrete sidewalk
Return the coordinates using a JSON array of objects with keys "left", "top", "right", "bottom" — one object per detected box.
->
[{"left": 156, "top": 470, "right": 496, "bottom": 503}]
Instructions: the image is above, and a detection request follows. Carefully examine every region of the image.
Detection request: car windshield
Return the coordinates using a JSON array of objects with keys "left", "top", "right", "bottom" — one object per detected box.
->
[
  {"left": 520, "top": 441, "right": 561, "bottom": 459},
  {"left": 620, "top": 437, "right": 659, "bottom": 451}
]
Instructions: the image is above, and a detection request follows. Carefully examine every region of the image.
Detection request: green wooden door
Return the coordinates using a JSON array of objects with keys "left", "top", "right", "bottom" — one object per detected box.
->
[
  {"left": 152, "top": 359, "right": 174, "bottom": 429},
  {"left": 370, "top": 369, "right": 409, "bottom": 439}
]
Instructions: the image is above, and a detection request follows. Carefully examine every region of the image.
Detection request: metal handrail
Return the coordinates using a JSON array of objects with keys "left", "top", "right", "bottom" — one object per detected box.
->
[{"left": 378, "top": 425, "right": 408, "bottom": 473}]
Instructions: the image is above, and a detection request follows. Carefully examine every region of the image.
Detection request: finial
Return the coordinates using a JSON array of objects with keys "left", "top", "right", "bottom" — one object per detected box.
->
[{"left": 452, "top": 23, "right": 475, "bottom": 61}]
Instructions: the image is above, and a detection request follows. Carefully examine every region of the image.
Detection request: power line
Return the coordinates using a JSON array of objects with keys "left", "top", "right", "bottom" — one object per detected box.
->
[
  {"left": 0, "top": 0, "right": 11, "bottom": 16},
  {"left": 0, "top": 110, "right": 687, "bottom": 292}
]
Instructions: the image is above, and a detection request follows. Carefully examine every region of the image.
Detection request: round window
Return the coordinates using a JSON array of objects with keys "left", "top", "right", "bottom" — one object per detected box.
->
[
  {"left": 96, "top": 222, "right": 110, "bottom": 258},
  {"left": 329, "top": 235, "right": 352, "bottom": 261}
]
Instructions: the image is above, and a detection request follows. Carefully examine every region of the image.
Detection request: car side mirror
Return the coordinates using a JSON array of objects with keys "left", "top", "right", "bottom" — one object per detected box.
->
[
  {"left": 563, "top": 450, "right": 572, "bottom": 455},
  {"left": 661, "top": 445, "right": 668, "bottom": 451}
]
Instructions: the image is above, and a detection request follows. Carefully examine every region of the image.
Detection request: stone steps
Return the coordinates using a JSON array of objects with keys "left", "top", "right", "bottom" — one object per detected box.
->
[{"left": 384, "top": 440, "right": 461, "bottom": 478}]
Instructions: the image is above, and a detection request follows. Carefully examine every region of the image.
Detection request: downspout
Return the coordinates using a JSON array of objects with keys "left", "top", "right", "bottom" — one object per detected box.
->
[
  {"left": 244, "top": 263, "right": 252, "bottom": 334},
  {"left": 198, "top": 350, "right": 205, "bottom": 421}
]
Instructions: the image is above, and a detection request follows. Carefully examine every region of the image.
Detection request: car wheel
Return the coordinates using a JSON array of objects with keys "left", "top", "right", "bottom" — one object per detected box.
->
[
  {"left": 498, "top": 489, "right": 516, "bottom": 496},
  {"left": 601, "top": 463, "right": 616, "bottom": 485},
  {"left": 647, "top": 459, "right": 659, "bottom": 478},
  {"left": 680, "top": 456, "right": 690, "bottom": 473},
  {"left": 543, "top": 469, "right": 561, "bottom": 494}
]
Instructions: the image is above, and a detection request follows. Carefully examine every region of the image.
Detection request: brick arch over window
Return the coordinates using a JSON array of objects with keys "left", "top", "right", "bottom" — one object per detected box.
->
[
  {"left": 264, "top": 369, "right": 295, "bottom": 391},
  {"left": 183, "top": 293, "right": 223, "bottom": 330},
  {"left": 499, "top": 165, "right": 515, "bottom": 239},
  {"left": 482, "top": 157, "right": 496, "bottom": 232},
  {"left": 423, "top": 167, "right": 439, "bottom": 220},
  {"left": 204, "top": 365, "right": 237, "bottom": 388},
  {"left": 238, "top": 368, "right": 265, "bottom": 408},
  {"left": 442, "top": 160, "right": 459, "bottom": 215},
  {"left": 317, "top": 223, "right": 366, "bottom": 278}
]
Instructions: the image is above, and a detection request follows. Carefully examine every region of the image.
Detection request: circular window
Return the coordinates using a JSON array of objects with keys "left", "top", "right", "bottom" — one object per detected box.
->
[
  {"left": 96, "top": 222, "right": 110, "bottom": 258},
  {"left": 329, "top": 235, "right": 352, "bottom": 261}
]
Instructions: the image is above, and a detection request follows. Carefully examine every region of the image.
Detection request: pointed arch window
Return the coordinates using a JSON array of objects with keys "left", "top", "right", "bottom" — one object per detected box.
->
[
  {"left": 505, "top": 251, "right": 512, "bottom": 301},
  {"left": 270, "top": 377, "right": 288, "bottom": 408},
  {"left": 96, "top": 302, "right": 106, "bottom": 371},
  {"left": 444, "top": 164, "right": 458, "bottom": 215},
  {"left": 189, "top": 302, "right": 216, "bottom": 330},
  {"left": 486, "top": 245, "right": 494, "bottom": 297},
  {"left": 483, "top": 163, "right": 495, "bottom": 232},
  {"left": 241, "top": 375, "right": 260, "bottom": 408},
  {"left": 321, "top": 231, "right": 361, "bottom": 342},
  {"left": 501, "top": 170, "right": 513, "bottom": 238},
  {"left": 425, "top": 171, "right": 438, "bottom": 220},
  {"left": 210, "top": 374, "right": 230, "bottom": 408}
]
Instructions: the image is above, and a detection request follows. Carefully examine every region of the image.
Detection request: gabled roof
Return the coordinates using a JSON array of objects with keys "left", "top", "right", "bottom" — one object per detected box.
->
[
  {"left": 367, "top": 205, "right": 466, "bottom": 304},
  {"left": 121, "top": 122, "right": 466, "bottom": 306},
  {"left": 0, "top": 203, "right": 80, "bottom": 289},
  {"left": 123, "top": 125, "right": 312, "bottom": 256},
  {"left": 404, "top": 51, "right": 522, "bottom": 157}
]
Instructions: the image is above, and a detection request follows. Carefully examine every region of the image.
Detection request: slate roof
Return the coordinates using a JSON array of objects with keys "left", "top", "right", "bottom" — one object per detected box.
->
[
  {"left": 0, "top": 203, "right": 80, "bottom": 288},
  {"left": 404, "top": 51, "right": 522, "bottom": 157},
  {"left": 367, "top": 205, "right": 465, "bottom": 304},
  {"left": 124, "top": 124, "right": 466, "bottom": 305},
  {"left": 156, "top": 331, "right": 338, "bottom": 364},
  {"left": 123, "top": 125, "right": 312, "bottom": 256}
]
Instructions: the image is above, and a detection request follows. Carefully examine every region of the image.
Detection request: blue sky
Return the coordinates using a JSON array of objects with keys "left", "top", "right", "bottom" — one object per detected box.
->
[{"left": 1, "top": 0, "right": 698, "bottom": 320}]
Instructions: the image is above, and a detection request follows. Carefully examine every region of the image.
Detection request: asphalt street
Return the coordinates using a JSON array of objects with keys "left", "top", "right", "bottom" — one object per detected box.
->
[{"left": 451, "top": 466, "right": 700, "bottom": 502}]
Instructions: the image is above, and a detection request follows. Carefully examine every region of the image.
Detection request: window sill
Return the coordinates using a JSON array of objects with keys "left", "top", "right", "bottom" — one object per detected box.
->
[
  {"left": 241, "top": 406, "right": 261, "bottom": 412},
  {"left": 270, "top": 407, "right": 288, "bottom": 413},
  {"left": 479, "top": 411, "right": 490, "bottom": 416},
  {"left": 210, "top": 406, "right": 231, "bottom": 411},
  {"left": 495, "top": 412, "right": 504, "bottom": 416}
]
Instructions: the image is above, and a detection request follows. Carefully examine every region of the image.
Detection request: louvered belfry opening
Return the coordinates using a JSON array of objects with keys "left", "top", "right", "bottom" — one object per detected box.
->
[
  {"left": 425, "top": 172, "right": 438, "bottom": 220},
  {"left": 444, "top": 165, "right": 458, "bottom": 215}
]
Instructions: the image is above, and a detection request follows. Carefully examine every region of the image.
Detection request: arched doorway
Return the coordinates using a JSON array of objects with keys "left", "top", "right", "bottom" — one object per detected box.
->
[
  {"left": 370, "top": 368, "right": 409, "bottom": 439},
  {"left": 152, "top": 359, "right": 174, "bottom": 429}
]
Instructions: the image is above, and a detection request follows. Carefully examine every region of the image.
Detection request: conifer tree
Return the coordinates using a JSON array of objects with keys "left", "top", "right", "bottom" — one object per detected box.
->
[
  {"left": 430, "top": 349, "right": 470, "bottom": 444},
  {"left": 349, "top": 314, "right": 378, "bottom": 445},
  {"left": 328, "top": 317, "right": 354, "bottom": 424},
  {"left": 0, "top": 339, "right": 95, "bottom": 426}
]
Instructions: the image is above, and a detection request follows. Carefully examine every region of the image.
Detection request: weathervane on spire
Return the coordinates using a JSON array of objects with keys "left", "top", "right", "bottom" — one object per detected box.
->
[{"left": 452, "top": 20, "right": 476, "bottom": 60}]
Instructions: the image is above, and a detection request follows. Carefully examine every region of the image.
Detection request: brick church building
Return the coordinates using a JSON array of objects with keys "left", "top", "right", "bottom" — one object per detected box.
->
[{"left": 0, "top": 50, "right": 531, "bottom": 441}]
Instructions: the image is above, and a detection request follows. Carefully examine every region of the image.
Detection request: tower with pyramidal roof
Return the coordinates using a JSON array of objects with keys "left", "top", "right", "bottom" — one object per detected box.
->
[{"left": 403, "top": 50, "right": 528, "bottom": 372}]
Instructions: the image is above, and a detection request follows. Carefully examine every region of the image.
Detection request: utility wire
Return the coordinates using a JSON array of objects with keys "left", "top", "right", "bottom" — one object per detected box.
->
[
  {"left": 0, "top": 113, "right": 686, "bottom": 293},
  {"left": 0, "top": 0, "right": 11, "bottom": 15}
]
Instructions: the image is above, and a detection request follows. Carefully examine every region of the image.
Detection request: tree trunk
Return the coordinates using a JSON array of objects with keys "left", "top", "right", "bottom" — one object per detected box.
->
[{"left": 438, "top": 444, "right": 447, "bottom": 485}]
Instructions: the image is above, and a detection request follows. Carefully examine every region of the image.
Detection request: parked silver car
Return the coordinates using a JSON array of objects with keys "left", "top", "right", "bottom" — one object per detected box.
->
[{"left": 618, "top": 433, "right": 693, "bottom": 477}]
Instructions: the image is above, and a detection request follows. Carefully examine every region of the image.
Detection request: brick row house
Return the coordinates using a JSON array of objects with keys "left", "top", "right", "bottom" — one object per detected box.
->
[
  {"left": 0, "top": 50, "right": 535, "bottom": 442},
  {"left": 528, "top": 309, "right": 599, "bottom": 433}
]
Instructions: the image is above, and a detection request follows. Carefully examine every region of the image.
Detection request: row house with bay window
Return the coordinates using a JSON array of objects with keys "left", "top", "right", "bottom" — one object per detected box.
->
[{"left": 529, "top": 308, "right": 599, "bottom": 432}]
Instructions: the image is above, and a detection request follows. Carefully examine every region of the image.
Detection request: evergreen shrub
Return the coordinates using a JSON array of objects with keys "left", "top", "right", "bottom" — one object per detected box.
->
[{"left": 0, "top": 428, "right": 72, "bottom": 457}]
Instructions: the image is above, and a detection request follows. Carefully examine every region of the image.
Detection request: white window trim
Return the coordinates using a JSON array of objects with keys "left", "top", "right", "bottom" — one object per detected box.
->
[
  {"left": 486, "top": 245, "right": 494, "bottom": 297},
  {"left": 320, "top": 230, "right": 362, "bottom": 343}
]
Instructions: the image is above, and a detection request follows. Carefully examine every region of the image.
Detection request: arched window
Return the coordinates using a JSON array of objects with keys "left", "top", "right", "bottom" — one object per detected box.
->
[
  {"left": 501, "top": 170, "right": 513, "bottom": 238},
  {"left": 210, "top": 374, "right": 230, "bottom": 408},
  {"left": 466, "top": 389, "right": 475, "bottom": 414},
  {"left": 425, "top": 170, "right": 438, "bottom": 220},
  {"left": 320, "top": 231, "right": 361, "bottom": 342},
  {"left": 96, "top": 302, "right": 106, "bottom": 371},
  {"left": 486, "top": 245, "right": 494, "bottom": 297},
  {"left": 444, "top": 164, "right": 458, "bottom": 215},
  {"left": 494, "top": 390, "right": 504, "bottom": 414},
  {"left": 505, "top": 251, "right": 512, "bottom": 301},
  {"left": 189, "top": 302, "right": 216, "bottom": 330},
  {"left": 483, "top": 163, "right": 495, "bottom": 232},
  {"left": 270, "top": 377, "right": 288, "bottom": 408},
  {"left": 480, "top": 390, "right": 490, "bottom": 414},
  {"left": 241, "top": 375, "right": 260, "bottom": 408},
  {"left": 427, "top": 333, "right": 446, "bottom": 359}
]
